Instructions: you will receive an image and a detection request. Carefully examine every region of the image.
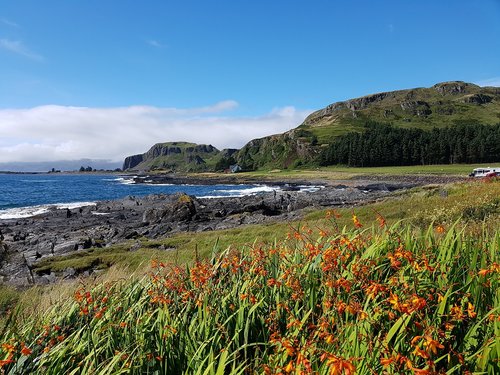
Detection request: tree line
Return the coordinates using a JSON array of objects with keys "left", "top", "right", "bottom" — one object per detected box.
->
[{"left": 319, "top": 122, "right": 500, "bottom": 167}]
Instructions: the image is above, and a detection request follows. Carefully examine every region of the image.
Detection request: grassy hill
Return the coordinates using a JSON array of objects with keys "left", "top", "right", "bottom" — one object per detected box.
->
[
  {"left": 123, "top": 142, "right": 238, "bottom": 172},
  {"left": 302, "top": 81, "right": 500, "bottom": 141},
  {"left": 235, "top": 81, "right": 500, "bottom": 170}
]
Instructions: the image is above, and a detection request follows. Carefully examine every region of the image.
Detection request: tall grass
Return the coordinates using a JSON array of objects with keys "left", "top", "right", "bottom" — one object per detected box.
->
[{"left": 1, "top": 217, "right": 499, "bottom": 374}]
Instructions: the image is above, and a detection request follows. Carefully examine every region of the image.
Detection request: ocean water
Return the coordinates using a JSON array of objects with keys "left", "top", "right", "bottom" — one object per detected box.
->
[{"left": 0, "top": 174, "right": 286, "bottom": 219}]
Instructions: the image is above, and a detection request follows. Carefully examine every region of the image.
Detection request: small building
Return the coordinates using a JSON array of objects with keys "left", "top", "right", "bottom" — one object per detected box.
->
[{"left": 229, "top": 164, "right": 242, "bottom": 173}]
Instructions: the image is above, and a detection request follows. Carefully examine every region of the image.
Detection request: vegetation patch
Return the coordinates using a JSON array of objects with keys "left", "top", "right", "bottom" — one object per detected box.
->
[{"left": 1, "top": 219, "right": 500, "bottom": 373}]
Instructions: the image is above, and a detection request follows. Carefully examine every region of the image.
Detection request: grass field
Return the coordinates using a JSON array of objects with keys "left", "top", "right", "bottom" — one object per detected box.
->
[
  {"left": 1, "top": 199, "right": 499, "bottom": 373},
  {"left": 236, "top": 163, "right": 493, "bottom": 181},
  {"left": 1, "top": 179, "right": 499, "bottom": 373}
]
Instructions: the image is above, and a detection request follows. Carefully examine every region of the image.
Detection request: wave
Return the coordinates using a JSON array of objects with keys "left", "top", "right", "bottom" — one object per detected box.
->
[
  {"left": 218, "top": 185, "right": 279, "bottom": 195},
  {"left": 0, "top": 202, "right": 96, "bottom": 220},
  {"left": 199, "top": 185, "right": 324, "bottom": 198},
  {"left": 111, "top": 177, "right": 135, "bottom": 185},
  {"left": 198, "top": 185, "right": 280, "bottom": 198}
]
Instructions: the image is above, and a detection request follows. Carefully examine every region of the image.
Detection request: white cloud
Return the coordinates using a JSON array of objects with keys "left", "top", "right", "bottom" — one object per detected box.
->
[
  {"left": 0, "top": 102, "right": 311, "bottom": 163},
  {"left": 0, "top": 38, "right": 43, "bottom": 61},
  {"left": 147, "top": 39, "right": 165, "bottom": 48},
  {"left": 1, "top": 18, "right": 19, "bottom": 28},
  {"left": 476, "top": 77, "right": 500, "bottom": 87}
]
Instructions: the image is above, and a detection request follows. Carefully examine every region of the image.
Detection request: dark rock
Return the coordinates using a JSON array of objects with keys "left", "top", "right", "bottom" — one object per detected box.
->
[
  {"left": 63, "top": 267, "right": 76, "bottom": 279},
  {"left": 433, "top": 81, "right": 479, "bottom": 95},
  {"left": 463, "top": 94, "right": 493, "bottom": 105},
  {"left": 400, "top": 101, "right": 432, "bottom": 117},
  {"left": 123, "top": 154, "right": 144, "bottom": 170}
]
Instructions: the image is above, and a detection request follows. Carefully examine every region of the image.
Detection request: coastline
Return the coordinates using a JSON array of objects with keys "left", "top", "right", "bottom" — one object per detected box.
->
[{"left": 0, "top": 174, "right": 460, "bottom": 286}]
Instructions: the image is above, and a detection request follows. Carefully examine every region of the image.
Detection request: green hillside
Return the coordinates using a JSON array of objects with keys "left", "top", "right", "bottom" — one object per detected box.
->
[
  {"left": 123, "top": 82, "right": 500, "bottom": 172},
  {"left": 123, "top": 142, "right": 238, "bottom": 172},
  {"left": 236, "top": 81, "right": 500, "bottom": 170}
]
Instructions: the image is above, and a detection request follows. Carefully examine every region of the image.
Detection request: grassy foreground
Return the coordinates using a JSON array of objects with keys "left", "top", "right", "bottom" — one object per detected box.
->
[{"left": 1, "top": 216, "right": 500, "bottom": 373}]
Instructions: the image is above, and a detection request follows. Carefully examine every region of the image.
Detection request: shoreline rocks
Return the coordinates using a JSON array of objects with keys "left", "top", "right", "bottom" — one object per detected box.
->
[{"left": 0, "top": 178, "right": 423, "bottom": 286}]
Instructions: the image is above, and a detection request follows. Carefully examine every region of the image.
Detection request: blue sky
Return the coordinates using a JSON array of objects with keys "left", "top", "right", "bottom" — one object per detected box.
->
[{"left": 0, "top": 0, "right": 499, "bottom": 164}]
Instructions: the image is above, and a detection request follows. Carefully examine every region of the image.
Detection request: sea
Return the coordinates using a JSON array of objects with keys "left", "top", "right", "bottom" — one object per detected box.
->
[{"left": 0, "top": 173, "right": 320, "bottom": 220}]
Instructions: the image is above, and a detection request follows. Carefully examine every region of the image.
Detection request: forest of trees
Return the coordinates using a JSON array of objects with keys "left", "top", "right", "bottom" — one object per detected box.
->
[{"left": 319, "top": 122, "right": 500, "bottom": 167}]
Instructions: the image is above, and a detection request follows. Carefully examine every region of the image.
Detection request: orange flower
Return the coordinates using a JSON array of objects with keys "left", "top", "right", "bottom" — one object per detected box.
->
[
  {"left": 326, "top": 210, "right": 341, "bottom": 219},
  {"left": 412, "top": 368, "right": 432, "bottom": 375},
  {"left": 365, "top": 282, "right": 387, "bottom": 298},
  {"left": 380, "top": 356, "right": 396, "bottom": 367},
  {"left": 409, "top": 295, "right": 427, "bottom": 312},
  {"left": 326, "top": 356, "right": 356, "bottom": 375},
  {"left": 467, "top": 302, "right": 477, "bottom": 318},
  {"left": 1, "top": 343, "right": 15, "bottom": 353},
  {"left": 376, "top": 214, "right": 386, "bottom": 228},
  {"left": 80, "top": 306, "right": 89, "bottom": 316},
  {"left": 21, "top": 345, "right": 32, "bottom": 356},
  {"left": 413, "top": 347, "right": 429, "bottom": 359},
  {"left": 478, "top": 269, "right": 490, "bottom": 277},
  {"left": 435, "top": 225, "right": 445, "bottom": 234},
  {"left": 424, "top": 336, "right": 444, "bottom": 355},
  {"left": 0, "top": 356, "right": 14, "bottom": 367},
  {"left": 352, "top": 214, "right": 362, "bottom": 228},
  {"left": 388, "top": 293, "right": 400, "bottom": 310},
  {"left": 450, "top": 305, "right": 465, "bottom": 321}
]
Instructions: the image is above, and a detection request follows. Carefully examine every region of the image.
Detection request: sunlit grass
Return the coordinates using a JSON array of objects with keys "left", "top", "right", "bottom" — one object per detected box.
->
[
  {"left": 1, "top": 180, "right": 499, "bottom": 373},
  {"left": 235, "top": 163, "right": 489, "bottom": 181},
  {"left": 1, "top": 219, "right": 500, "bottom": 373}
]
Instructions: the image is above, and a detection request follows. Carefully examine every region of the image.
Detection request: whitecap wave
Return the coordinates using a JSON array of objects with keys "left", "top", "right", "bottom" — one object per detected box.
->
[
  {"left": 114, "top": 177, "right": 135, "bottom": 185},
  {"left": 218, "top": 186, "right": 280, "bottom": 195},
  {"left": 0, "top": 202, "right": 96, "bottom": 220},
  {"left": 199, "top": 185, "right": 281, "bottom": 198}
]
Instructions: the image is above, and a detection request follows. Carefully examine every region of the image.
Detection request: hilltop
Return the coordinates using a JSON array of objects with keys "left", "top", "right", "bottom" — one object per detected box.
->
[{"left": 123, "top": 82, "right": 500, "bottom": 171}]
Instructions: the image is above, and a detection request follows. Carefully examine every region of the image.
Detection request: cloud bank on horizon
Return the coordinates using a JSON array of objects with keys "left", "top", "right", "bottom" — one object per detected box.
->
[{"left": 0, "top": 102, "right": 310, "bottom": 163}]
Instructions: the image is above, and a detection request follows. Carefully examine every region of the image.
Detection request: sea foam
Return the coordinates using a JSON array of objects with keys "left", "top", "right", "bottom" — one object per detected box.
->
[{"left": 0, "top": 202, "right": 96, "bottom": 220}]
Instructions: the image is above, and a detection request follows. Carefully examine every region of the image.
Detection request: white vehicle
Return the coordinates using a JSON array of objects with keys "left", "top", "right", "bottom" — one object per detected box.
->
[{"left": 469, "top": 167, "right": 500, "bottom": 178}]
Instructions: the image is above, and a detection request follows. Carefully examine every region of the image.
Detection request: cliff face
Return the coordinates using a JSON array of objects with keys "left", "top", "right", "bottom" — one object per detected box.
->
[{"left": 123, "top": 154, "right": 144, "bottom": 170}]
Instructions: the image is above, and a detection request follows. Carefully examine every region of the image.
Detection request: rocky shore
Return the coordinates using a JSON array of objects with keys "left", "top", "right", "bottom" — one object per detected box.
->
[{"left": 0, "top": 177, "right": 433, "bottom": 286}]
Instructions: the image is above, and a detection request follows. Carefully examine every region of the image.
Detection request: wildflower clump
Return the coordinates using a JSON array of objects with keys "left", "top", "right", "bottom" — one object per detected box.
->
[{"left": 1, "top": 220, "right": 500, "bottom": 374}]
